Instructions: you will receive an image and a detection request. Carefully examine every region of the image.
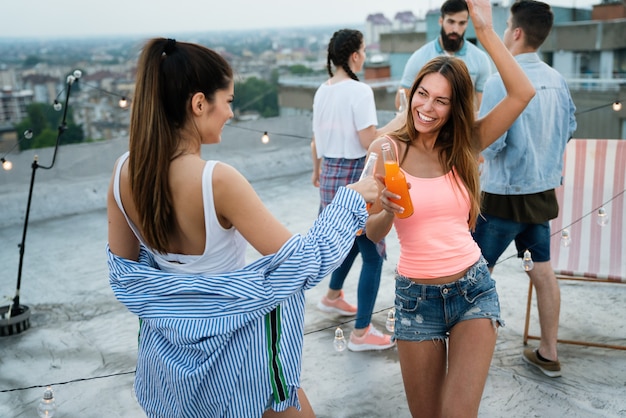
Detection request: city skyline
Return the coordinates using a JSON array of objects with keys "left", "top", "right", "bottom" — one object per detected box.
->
[{"left": 1, "top": 0, "right": 603, "bottom": 39}]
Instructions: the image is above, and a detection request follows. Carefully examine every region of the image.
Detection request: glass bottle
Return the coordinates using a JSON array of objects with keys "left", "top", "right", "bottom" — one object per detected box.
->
[
  {"left": 360, "top": 152, "right": 379, "bottom": 211},
  {"left": 356, "top": 152, "right": 378, "bottom": 236},
  {"left": 398, "top": 88, "right": 408, "bottom": 113},
  {"left": 333, "top": 327, "right": 347, "bottom": 352},
  {"left": 359, "top": 152, "right": 378, "bottom": 181},
  {"left": 37, "top": 386, "right": 57, "bottom": 418},
  {"left": 381, "top": 142, "right": 414, "bottom": 219}
]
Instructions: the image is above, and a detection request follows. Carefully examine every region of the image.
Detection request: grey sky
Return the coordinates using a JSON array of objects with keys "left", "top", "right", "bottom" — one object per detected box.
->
[{"left": 2, "top": 0, "right": 602, "bottom": 39}]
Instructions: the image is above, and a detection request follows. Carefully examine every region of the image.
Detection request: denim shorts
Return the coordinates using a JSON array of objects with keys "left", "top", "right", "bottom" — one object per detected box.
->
[
  {"left": 394, "top": 257, "right": 504, "bottom": 342},
  {"left": 472, "top": 214, "right": 551, "bottom": 267}
]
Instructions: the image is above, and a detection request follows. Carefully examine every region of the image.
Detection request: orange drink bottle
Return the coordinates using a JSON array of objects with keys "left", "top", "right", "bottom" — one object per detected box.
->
[
  {"left": 381, "top": 142, "right": 414, "bottom": 219},
  {"left": 356, "top": 152, "right": 378, "bottom": 236}
]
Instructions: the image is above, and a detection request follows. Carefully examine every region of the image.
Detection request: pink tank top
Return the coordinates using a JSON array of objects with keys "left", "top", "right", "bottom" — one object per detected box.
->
[{"left": 389, "top": 144, "right": 481, "bottom": 278}]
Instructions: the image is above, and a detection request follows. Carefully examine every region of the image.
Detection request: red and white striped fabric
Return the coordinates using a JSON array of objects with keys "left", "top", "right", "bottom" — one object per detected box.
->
[{"left": 550, "top": 139, "right": 626, "bottom": 282}]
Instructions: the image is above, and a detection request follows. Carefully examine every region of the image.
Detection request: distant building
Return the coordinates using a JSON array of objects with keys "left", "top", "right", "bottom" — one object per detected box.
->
[
  {"left": 0, "top": 87, "right": 33, "bottom": 125},
  {"left": 22, "top": 73, "right": 58, "bottom": 104},
  {"left": 0, "top": 124, "right": 18, "bottom": 154},
  {"left": 592, "top": 0, "right": 626, "bottom": 20},
  {"left": 364, "top": 13, "right": 392, "bottom": 50},
  {"left": 393, "top": 10, "right": 425, "bottom": 32}
]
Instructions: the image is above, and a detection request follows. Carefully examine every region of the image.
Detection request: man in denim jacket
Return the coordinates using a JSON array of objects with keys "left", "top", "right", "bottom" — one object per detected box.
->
[{"left": 472, "top": 0, "right": 577, "bottom": 378}]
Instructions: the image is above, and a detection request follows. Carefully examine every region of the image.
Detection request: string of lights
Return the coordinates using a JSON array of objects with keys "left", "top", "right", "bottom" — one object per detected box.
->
[
  {"left": 78, "top": 80, "right": 130, "bottom": 108},
  {"left": 575, "top": 100, "right": 622, "bottom": 115},
  {"left": 0, "top": 70, "right": 83, "bottom": 341}
]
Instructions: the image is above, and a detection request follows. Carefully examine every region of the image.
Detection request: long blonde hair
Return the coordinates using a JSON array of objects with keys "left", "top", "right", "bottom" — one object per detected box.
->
[{"left": 394, "top": 56, "right": 481, "bottom": 229}]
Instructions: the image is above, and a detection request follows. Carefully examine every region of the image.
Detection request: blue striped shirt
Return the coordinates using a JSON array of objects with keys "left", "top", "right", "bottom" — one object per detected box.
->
[{"left": 108, "top": 187, "right": 366, "bottom": 417}]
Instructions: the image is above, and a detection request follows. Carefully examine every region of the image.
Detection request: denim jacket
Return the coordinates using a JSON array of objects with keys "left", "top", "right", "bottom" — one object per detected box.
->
[{"left": 478, "top": 53, "right": 577, "bottom": 195}]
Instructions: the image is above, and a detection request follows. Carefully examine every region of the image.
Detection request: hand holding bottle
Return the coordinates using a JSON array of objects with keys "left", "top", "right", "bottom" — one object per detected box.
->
[
  {"left": 347, "top": 175, "right": 378, "bottom": 205},
  {"left": 381, "top": 142, "right": 414, "bottom": 218}
]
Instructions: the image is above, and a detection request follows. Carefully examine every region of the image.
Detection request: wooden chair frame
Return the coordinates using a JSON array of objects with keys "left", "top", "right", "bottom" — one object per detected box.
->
[{"left": 523, "top": 275, "right": 626, "bottom": 350}]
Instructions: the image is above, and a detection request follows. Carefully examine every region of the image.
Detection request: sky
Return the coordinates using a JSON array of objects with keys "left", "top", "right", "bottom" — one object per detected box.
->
[{"left": 1, "top": 0, "right": 603, "bottom": 39}]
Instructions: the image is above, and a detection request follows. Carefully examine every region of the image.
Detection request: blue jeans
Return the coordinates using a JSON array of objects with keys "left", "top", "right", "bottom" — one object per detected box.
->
[
  {"left": 394, "top": 257, "right": 503, "bottom": 342},
  {"left": 472, "top": 214, "right": 551, "bottom": 268},
  {"left": 329, "top": 234, "right": 384, "bottom": 329}
]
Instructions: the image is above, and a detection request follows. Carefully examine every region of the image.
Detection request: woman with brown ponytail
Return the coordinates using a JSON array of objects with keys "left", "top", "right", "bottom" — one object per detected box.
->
[{"left": 107, "top": 37, "right": 379, "bottom": 418}]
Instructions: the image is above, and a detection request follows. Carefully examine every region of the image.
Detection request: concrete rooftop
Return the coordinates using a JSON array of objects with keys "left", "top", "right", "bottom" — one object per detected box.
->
[{"left": 1, "top": 116, "right": 625, "bottom": 417}]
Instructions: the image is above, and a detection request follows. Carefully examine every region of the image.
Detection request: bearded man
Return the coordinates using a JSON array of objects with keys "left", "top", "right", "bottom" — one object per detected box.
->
[{"left": 396, "top": 0, "right": 492, "bottom": 109}]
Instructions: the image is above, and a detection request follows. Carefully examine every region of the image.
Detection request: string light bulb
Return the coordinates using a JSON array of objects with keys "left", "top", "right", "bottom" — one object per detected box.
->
[
  {"left": 613, "top": 101, "right": 622, "bottom": 112},
  {"left": 65, "top": 69, "right": 81, "bottom": 86},
  {"left": 118, "top": 97, "right": 128, "bottom": 109},
  {"left": 1, "top": 130, "right": 34, "bottom": 171},
  {"left": 597, "top": 206, "right": 609, "bottom": 226},
  {"left": 1, "top": 157, "right": 12, "bottom": 171},
  {"left": 522, "top": 249, "right": 534, "bottom": 271},
  {"left": 53, "top": 100, "right": 62, "bottom": 111},
  {"left": 261, "top": 131, "right": 270, "bottom": 144},
  {"left": 333, "top": 327, "right": 347, "bottom": 352},
  {"left": 37, "top": 385, "right": 57, "bottom": 417},
  {"left": 560, "top": 229, "right": 571, "bottom": 247},
  {"left": 386, "top": 308, "right": 396, "bottom": 332}
]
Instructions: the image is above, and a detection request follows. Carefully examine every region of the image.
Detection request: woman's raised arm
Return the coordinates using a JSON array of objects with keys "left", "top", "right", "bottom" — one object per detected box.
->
[{"left": 468, "top": 0, "right": 535, "bottom": 150}]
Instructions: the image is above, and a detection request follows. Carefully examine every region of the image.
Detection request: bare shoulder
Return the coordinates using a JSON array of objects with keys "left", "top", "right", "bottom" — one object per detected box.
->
[{"left": 211, "top": 161, "right": 255, "bottom": 199}]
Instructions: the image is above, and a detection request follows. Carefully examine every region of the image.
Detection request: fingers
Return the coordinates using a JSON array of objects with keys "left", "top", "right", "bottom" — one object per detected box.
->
[{"left": 380, "top": 188, "right": 404, "bottom": 215}]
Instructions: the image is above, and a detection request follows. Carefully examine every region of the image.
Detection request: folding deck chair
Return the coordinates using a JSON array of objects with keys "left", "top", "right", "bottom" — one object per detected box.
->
[{"left": 523, "top": 138, "right": 626, "bottom": 350}]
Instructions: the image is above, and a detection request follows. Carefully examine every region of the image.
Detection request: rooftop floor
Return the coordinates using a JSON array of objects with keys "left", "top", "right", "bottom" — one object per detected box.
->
[{"left": 1, "top": 123, "right": 625, "bottom": 417}]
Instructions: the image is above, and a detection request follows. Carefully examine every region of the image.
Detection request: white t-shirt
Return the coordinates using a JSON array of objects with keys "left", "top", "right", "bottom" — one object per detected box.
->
[{"left": 312, "top": 79, "right": 378, "bottom": 159}]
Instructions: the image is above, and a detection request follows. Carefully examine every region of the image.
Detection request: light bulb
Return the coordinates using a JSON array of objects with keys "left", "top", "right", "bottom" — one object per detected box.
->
[
  {"left": 37, "top": 386, "right": 57, "bottom": 418},
  {"left": 560, "top": 229, "right": 571, "bottom": 247},
  {"left": 24, "top": 129, "right": 33, "bottom": 139},
  {"left": 613, "top": 101, "right": 622, "bottom": 112},
  {"left": 53, "top": 100, "right": 62, "bottom": 111},
  {"left": 1, "top": 158, "right": 12, "bottom": 171},
  {"left": 597, "top": 207, "right": 609, "bottom": 226},
  {"left": 522, "top": 249, "right": 534, "bottom": 271},
  {"left": 386, "top": 308, "right": 396, "bottom": 333},
  {"left": 73, "top": 69, "right": 82, "bottom": 79},
  {"left": 66, "top": 74, "right": 76, "bottom": 85},
  {"left": 261, "top": 131, "right": 270, "bottom": 144},
  {"left": 118, "top": 97, "right": 128, "bottom": 108},
  {"left": 333, "top": 327, "right": 347, "bottom": 352}
]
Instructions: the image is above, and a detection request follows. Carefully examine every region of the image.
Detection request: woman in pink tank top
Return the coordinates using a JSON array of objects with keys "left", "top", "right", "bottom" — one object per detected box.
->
[{"left": 365, "top": 0, "right": 536, "bottom": 416}]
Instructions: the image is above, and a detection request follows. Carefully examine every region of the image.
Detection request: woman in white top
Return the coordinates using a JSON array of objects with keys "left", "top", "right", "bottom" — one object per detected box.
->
[{"left": 311, "top": 29, "right": 404, "bottom": 351}]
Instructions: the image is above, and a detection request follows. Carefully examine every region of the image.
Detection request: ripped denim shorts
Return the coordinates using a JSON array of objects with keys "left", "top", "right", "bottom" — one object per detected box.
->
[{"left": 393, "top": 256, "right": 504, "bottom": 342}]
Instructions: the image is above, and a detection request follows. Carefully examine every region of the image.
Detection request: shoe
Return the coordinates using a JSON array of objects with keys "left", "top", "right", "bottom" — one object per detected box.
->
[
  {"left": 522, "top": 348, "right": 562, "bottom": 377},
  {"left": 348, "top": 325, "right": 396, "bottom": 352},
  {"left": 317, "top": 290, "right": 357, "bottom": 316}
]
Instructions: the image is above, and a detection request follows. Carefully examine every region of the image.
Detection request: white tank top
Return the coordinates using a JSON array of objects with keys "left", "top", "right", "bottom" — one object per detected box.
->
[{"left": 113, "top": 152, "right": 247, "bottom": 275}]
